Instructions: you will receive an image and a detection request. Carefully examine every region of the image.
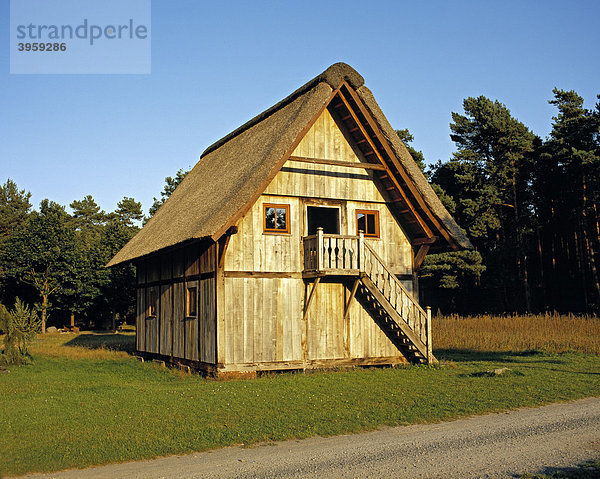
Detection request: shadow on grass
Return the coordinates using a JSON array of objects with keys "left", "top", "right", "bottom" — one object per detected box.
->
[
  {"left": 65, "top": 333, "right": 136, "bottom": 354},
  {"left": 434, "top": 349, "right": 564, "bottom": 364}
]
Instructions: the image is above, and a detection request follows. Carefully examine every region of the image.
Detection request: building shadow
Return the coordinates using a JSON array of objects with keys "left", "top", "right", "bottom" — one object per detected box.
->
[
  {"left": 520, "top": 459, "right": 600, "bottom": 478},
  {"left": 64, "top": 332, "right": 136, "bottom": 354},
  {"left": 434, "top": 348, "right": 564, "bottom": 364}
]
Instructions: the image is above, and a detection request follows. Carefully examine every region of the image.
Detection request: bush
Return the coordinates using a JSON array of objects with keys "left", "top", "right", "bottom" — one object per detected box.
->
[{"left": 0, "top": 298, "right": 41, "bottom": 366}]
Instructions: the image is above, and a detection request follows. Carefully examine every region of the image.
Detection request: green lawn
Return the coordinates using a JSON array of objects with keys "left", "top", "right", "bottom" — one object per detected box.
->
[{"left": 1, "top": 333, "right": 599, "bottom": 476}]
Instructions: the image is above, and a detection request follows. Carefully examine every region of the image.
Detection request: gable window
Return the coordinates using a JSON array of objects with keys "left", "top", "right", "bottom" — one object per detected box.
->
[
  {"left": 264, "top": 204, "right": 290, "bottom": 234},
  {"left": 186, "top": 286, "right": 197, "bottom": 317},
  {"left": 147, "top": 288, "right": 157, "bottom": 317},
  {"left": 356, "top": 209, "right": 380, "bottom": 238}
]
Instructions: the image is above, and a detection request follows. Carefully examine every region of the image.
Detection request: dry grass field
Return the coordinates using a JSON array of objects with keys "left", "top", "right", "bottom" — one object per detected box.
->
[{"left": 434, "top": 313, "right": 600, "bottom": 354}]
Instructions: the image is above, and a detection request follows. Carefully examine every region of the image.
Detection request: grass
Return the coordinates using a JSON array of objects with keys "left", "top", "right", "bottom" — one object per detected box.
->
[{"left": 1, "top": 317, "right": 599, "bottom": 477}]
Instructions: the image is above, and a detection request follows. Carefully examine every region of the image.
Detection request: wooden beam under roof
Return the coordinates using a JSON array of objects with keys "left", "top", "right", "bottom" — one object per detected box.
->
[
  {"left": 289, "top": 155, "right": 386, "bottom": 171},
  {"left": 413, "top": 236, "right": 438, "bottom": 246},
  {"left": 414, "top": 245, "right": 430, "bottom": 270}
]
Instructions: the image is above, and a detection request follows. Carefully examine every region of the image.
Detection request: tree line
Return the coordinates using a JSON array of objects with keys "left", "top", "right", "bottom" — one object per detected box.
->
[
  {"left": 0, "top": 187, "right": 144, "bottom": 332},
  {"left": 417, "top": 88, "right": 600, "bottom": 315},
  {"left": 0, "top": 88, "right": 598, "bottom": 328}
]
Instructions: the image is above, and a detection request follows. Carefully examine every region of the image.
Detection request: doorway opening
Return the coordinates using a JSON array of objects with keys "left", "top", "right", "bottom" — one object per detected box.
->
[{"left": 307, "top": 206, "right": 340, "bottom": 235}]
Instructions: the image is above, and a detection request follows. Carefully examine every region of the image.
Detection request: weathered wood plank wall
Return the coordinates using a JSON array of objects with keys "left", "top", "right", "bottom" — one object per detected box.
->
[
  {"left": 135, "top": 241, "right": 217, "bottom": 365},
  {"left": 219, "top": 107, "right": 412, "bottom": 370}
]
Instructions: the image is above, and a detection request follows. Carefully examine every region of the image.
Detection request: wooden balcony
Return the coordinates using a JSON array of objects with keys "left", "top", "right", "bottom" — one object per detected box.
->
[{"left": 303, "top": 229, "right": 362, "bottom": 277}]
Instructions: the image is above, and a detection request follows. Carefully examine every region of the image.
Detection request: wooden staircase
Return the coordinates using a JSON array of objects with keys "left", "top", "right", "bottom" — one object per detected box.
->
[{"left": 303, "top": 230, "right": 436, "bottom": 365}]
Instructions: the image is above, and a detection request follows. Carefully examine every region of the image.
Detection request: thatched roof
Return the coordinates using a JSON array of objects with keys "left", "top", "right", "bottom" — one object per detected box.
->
[{"left": 108, "top": 63, "right": 471, "bottom": 267}]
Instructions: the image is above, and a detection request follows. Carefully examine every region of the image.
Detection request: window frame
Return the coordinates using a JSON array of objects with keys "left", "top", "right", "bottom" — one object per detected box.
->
[
  {"left": 186, "top": 285, "right": 197, "bottom": 318},
  {"left": 263, "top": 203, "right": 291, "bottom": 234},
  {"left": 356, "top": 209, "right": 380, "bottom": 238},
  {"left": 147, "top": 287, "right": 158, "bottom": 318}
]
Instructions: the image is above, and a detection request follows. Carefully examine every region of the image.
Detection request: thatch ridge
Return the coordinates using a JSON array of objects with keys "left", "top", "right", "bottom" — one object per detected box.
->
[{"left": 356, "top": 86, "right": 472, "bottom": 249}]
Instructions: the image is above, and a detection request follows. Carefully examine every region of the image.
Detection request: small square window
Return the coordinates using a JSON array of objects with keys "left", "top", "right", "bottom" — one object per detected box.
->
[
  {"left": 264, "top": 203, "right": 290, "bottom": 234},
  {"left": 356, "top": 209, "right": 380, "bottom": 238},
  {"left": 186, "top": 286, "right": 197, "bottom": 317}
]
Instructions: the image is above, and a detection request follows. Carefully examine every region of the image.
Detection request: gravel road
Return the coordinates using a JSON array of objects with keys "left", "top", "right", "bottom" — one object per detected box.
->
[{"left": 25, "top": 396, "right": 600, "bottom": 479}]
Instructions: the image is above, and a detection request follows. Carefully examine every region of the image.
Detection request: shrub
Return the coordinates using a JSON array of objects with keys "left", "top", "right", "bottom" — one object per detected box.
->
[{"left": 0, "top": 298, "right": 41, "bottom": 366}]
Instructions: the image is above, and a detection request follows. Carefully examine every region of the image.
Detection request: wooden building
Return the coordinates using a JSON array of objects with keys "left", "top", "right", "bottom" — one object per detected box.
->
[{"left": 108, "top": 63, "right": 472, "bottom": 375}]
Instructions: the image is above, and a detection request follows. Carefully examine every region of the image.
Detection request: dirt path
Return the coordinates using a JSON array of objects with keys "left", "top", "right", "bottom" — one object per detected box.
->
[{"left": 25, "top": 397, "right": 600, "bottom": 479}]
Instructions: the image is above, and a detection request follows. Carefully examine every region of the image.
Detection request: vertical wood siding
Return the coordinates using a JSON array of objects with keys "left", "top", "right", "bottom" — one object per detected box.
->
[
  {"left": 218, "top": 107, "right": 410, "bottom": 369},
  {"left": 135, "top": 242, "right": 217, "bottom": 364}
]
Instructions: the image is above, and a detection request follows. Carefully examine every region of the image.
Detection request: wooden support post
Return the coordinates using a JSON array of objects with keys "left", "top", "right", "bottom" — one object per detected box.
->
[
  {"left": 426, "top": 306, "right": 433, "bottom": 365},
  {"left": 343, "top": 279, "right": 360, "bottom": 320},
  {"left": 302, "top": 277, "right": 321, "bottom": 322},
  {"left": 358, "top": 231, "right": 365, "bottom": 272},
  {"left": 316, "top": 228, "right": 324, "bottom": 272},
  {"left": 414, "top": 244, "right": 430, "bottom": 271},
  {"left": 70, "top": 312, "right": 75, "bottom": 328}
]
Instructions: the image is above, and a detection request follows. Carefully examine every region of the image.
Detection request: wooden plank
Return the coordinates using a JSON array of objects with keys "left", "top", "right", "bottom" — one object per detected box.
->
[
  {"left": 159, "top": 284, "right": 172, "bottom": 356},
  {"left": 301, "top": 283, "right": 309, "bottom": 361},
  {"left": 276, "top": 279, "right": 284, "bottom": 361},
  {"left": 267, "top": 278, "right": 277, "bottom": 361},
  {"left": 172, "top": 281, "right": 185, "bottom": 359},
  {"left": 160, "top": 253, "right": 172, "bottom": 281},
  {"left": 136, "top": 287, "right": 145, "bottom": 352},
  {"left": 243, "top": 277, "right": 253, "bottom": 363},
  {"left": 147, "top": 258, "right": 160, "bottom": 283},
  {"left": 216, "top": 355, "right": 407, "bottom": 373},
  {"left": 146, "top": 286, "right": 159, "bottom": 354},
  {"left": 253, "top": 277, "right": 262, "bottom": 363},
  {"left": 215, "top": 240, "right": 225, "bottom": 367},
  {"left": 223, "top": 271, "right": 303, "bottom": 278},
  {"left": 302, "top": 277, "right": 320, "bottom": 322},
  {"left": 289, "top": 155, "right": 386, "bottom": 170},
  {"left": 185, "top": 280, "right": 199, "bottom": 361},
  {"left": 344, "top": 279, "right": 360, "bottom": 320},
  {"left": 231, "top": 277, "right": 243, "bottom": 364},
  {"left": 198, "top": 277, "right": 215, "bottom": 363}
]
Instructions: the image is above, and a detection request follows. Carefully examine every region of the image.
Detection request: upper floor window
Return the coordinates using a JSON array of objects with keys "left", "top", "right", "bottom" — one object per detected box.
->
[
  {"left": 356, "top": 209, "right": 380, "bottom": 238},
  {"left": 264, "top": 204, "right": 290, "bottom": 234}
]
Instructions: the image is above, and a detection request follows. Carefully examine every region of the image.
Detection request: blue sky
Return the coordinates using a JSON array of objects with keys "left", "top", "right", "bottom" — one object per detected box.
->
[{"left": 1, "top": 0, "right": 599, "bottom": 216}]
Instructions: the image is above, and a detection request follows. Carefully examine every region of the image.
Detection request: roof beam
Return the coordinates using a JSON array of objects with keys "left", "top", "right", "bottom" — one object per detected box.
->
[
  {"left": 413, "top": 236, "right": 438, "bottom": 246},
  {"left": 289, "top": 155, "right": 386, "bottom": 171}
]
